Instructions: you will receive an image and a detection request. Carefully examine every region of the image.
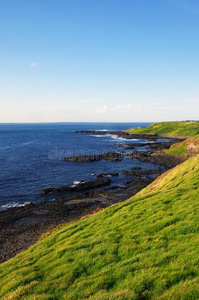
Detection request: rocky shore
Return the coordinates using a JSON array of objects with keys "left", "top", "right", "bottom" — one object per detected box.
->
[
  {"left": 0, "top": 130, "right": 187, "bottom": 264},
  {"left": 62, "top": 151, "right": 122, "bottom": 162},
  {"left": 40, "top": 178, "right": 111, "bottom": 194},
  {"left": 75, "top": 130, "right": 157, "bottom": 138}
]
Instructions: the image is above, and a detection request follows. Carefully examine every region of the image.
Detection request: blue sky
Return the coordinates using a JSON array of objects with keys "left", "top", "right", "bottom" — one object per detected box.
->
[{"left": 1, "top": 0, "right": 199, "bottom": 122}]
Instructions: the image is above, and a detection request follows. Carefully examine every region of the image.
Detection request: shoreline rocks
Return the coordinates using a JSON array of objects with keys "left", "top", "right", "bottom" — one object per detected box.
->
[
  {"left": 75, "top": 130, "right": 159, "bottom": 140},
  {"left": 122, "top": 169, "right": 159, "bottom": 177},
  {"left": 62, "top": 152, "right": 123, "bottom": 162},
  {"left": 149, "top": 153, "right": 187, "bottom": 168},
  {"left": 93, "top": 172, "right": 119, "bottom": 178},
  {"left": 40, "top": 178, "right": 112, "bottom": 194},
  {"left": 75, "top": 130, "right": 188, "bottom": 140},
  {"left": 127, "top": 151, "right": 152, "bottom": 160}
]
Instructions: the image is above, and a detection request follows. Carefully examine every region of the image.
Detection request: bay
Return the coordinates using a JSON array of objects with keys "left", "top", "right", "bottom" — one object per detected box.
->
[{"left": 0, "top": 122, "right": 153, "bottom": 211}]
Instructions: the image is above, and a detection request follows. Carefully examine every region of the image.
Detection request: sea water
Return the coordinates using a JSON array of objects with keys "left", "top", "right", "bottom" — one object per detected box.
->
[{"left": 0, "top": 122, "right": 154, "bottom": 211}]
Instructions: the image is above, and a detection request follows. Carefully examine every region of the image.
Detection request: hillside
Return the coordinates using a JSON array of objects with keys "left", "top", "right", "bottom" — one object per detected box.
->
[
  {"left": 126, "top": 121, "right": 199, "bottom": 137},
  {"left": 165, "top": 134, "right": 199, "bottom": 156},
  {"left": 1, "top": 155, "right": 199, "bottom": 299}
]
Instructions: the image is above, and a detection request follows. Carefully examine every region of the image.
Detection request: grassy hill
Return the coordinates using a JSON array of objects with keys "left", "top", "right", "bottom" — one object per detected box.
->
[
  {"left": 165, "top": 134, "right": 199, "bottom": 156},
  {"left": 1, "top": 155, "right": 199, "bottom": 299},
  {"left": 126, "top": 121, "right": 199, "bottom": 137}
]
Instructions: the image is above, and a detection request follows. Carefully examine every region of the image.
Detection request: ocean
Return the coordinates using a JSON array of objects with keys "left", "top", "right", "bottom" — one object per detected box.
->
[{"left": 0, "top": 122, "right": 156, "bottom": 211}]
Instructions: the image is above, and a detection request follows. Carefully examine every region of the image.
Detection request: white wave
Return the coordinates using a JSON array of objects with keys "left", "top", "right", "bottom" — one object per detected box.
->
[
  {"left": 92, "top": 132, "right": 140, "bottom": 141},
  {"left": 107, "top": 134, "right": 139, "bottom": 141},
  {"left": 73, "top": 180, "right": 85, "bottom": 185},
  {"left": 145, "top": 141, "right": 155, "bottom": 144},
  {"left": 1, "top": 201, "right": 30, "bottom": 210},
  {"left": 73, "top": 181, "right": 81, "bottom": 185},
  {"left": 22, "top": 141, "right": 36, "bottom": 146},
  {"left": 0, "top": 141, "right": 37, "bottom": 150},
  {"left": 91, "top": 135, "right": 104, "bottom": 138},
  {"left": 0, "top": 146, "right": 10, "bottom": 150}
]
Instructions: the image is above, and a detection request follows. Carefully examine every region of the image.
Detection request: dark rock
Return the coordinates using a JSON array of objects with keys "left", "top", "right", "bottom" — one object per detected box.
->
[
  {"left": 145, "top": 142, "right": 162, "bottom": 149},
  {"left": 0, "top": 197, "right": 107, "bottom": 264},
  {"left": 124, "top": 145, "right": 135, "bottom": 149},
  {"left": 122, "top": 169, "right": 157, "bottom": 177},
  {"left": 102, "top": 152, "right": 122, "bottom": 161},
  {"left": 105, "top": 185, "right": 120, "bottom": 190},
  {"left": 149, "top": 153, "right": 187, "bottom": 168},
  {"left": 116, "top": 143, "right": 127, "bottom": 148},
  {"left": 40, "top": 178, "right": 111, "bottom": 194},
  {"left": 93, "top": 172, "right": 119, "bottom": 178},
  {"left": 127, "top": 151, "right": 152, "bottom": 160},
  {"left": 120, "top": 142, "right": 151, "bottom": 149},
  {"left": 124, "top": 179, "right": 135, "bottom": 185},
  {"left": 62, "top": 152, "right": 122, "bottom": 162},
  {"left": 74, "top": 130, "right": 159, "bottom": 140},
  {"left": 145, "top": 140, "right": 183, "bottom": 151},
  {"left": 62, "top": 154, "right": 101, "bottom": 162}
]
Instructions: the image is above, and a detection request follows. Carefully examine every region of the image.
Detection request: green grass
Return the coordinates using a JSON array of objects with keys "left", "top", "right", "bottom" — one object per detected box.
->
[
  {"left": 127, "top": 121, "right": 199, "bottom": 156},
  {"left": 1, "top": 155, "right": 199, "bottom": 299},
  {"left": 126, "top": 121, "right": 199, "bottom": 137},
  {"left": 165, "top": 142, "right": 187, "bottom": 156},
  {"left": 165, "top": 134, "right": 199, "bottom": 156}
]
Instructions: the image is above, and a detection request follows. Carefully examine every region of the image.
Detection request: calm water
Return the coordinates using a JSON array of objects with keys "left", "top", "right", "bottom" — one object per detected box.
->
[{"left": 0, "top": 122, "right": 156, "bottom": 211}]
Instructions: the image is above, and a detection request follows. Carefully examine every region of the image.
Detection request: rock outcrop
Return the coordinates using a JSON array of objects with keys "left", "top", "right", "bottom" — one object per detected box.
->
[
  {"left": 62, "top": 152, "right": 122, "bottom": 162},
  {"left": 93, "top": 172, "right": 119, "bottom": 178},
  {"left": 40, "top": 178, "right": 111, "bottom": 194}
]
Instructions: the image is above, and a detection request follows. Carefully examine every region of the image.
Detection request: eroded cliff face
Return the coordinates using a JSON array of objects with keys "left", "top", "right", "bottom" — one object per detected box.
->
[
  {"left": 166, "top": 135, "right": 199, "bottom": 156},
  {"left": 186, "top": 137, "right": 199, "bottom": 154}
]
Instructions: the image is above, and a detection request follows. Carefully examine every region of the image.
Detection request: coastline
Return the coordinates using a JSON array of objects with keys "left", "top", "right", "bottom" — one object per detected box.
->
[{"left": 0, "top": 131, "right": 187, "bottom": 264}]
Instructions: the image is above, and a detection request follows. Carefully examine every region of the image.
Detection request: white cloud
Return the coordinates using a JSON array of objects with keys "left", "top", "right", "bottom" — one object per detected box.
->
[
  {"left": 145, "top": 102, "right": 174, "bottom": 111},
  {"left": 125, "top": 103, "right": 143, "bottom": 111},
  {"left": 126, "top": 104, "right": 132, "bottom": 109},
  {"left": 30, "top": 62, "right": 39, "bottom": 67},
  {"left": 95, "top": 106, "right": 107, "bottom": 114},
  {"left": 110, "top": 105, "right": 121, "bottom": 112}
]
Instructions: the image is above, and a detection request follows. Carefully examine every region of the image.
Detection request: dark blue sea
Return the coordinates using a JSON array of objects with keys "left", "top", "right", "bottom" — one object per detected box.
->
[{"left": 0, "top": 122, "right": 158, "bottom": 211}]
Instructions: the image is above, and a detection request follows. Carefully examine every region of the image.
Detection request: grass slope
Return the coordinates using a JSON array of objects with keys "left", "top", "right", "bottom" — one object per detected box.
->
[
  {"left": 126, "top": 121, "right": 199, "bottom": 137},
  {"left": 1, "top": 155, "right": 199, "bottom": 299},
  {"left": 165, "top": 135, "right": 199, "bottom": 156}
]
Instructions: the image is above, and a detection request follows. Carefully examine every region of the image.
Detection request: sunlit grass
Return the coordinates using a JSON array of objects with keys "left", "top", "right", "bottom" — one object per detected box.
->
[
  {"left": 126, "top": 121, "right": 199, "bottom": 137},
  {"left": 165, "top": 134, "right": 199, "bottom": 156},
  {"left": 1, "top": 155, "right": 199, "bottom": 299}
]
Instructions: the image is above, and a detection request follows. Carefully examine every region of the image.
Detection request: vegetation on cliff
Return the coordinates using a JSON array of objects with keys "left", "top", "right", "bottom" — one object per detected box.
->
[
  {"left": 127, "top": 121, "right": 199, "bottom": 157},
  {"left": 1, "top": 154, "right": 199, "bottom": 299},
  {"left": 165, "top": 134, "right": 199, "bottom": 156},
  {"left": 126, "top": 121, "right": 199, "bottom": 137}
]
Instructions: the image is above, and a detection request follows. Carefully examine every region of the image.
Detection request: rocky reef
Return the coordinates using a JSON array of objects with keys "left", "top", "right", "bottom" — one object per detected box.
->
[
  {"left": 40, "top": 178, "right": 111, "bottom": 194},
  {"left": 62, "top": 152, "right": 122, "bottom": 162}
]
